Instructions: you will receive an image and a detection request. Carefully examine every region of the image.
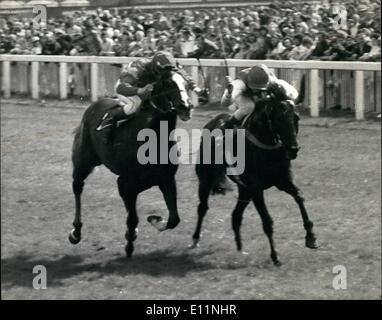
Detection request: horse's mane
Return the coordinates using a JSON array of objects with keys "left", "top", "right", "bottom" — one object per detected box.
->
[{"left": 244, "top": 98, "right": 269, "bottom": 130}]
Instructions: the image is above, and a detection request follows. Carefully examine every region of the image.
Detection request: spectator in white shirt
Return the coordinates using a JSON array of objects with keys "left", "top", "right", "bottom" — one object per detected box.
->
[
  {"left": 288, "top": 35, "right": 314, "bottom": 60},
  {"left": 30, "top": 36, "right": 42, "bottom": 55},
  {"left": 100, "top": 31, "right": 115, "bottom": 56}
]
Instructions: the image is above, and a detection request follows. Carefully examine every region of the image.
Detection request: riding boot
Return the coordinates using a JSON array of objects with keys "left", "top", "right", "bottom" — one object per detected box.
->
[{"left": 96, "top": 106, "right": 128, "bottom": 144}]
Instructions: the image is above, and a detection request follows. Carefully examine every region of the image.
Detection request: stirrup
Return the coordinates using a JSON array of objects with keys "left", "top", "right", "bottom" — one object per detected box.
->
[
  {"left": 96, "top": 122, "right": 113, "bottom": 131},
  {"left": 96, "top": 113, "right": 112, "bottom": 131}
]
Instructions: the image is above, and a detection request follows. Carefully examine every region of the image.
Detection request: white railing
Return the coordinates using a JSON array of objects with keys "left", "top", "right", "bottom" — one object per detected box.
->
[{"left": 1, "top": 54, "right": 381, "bottom": 120}]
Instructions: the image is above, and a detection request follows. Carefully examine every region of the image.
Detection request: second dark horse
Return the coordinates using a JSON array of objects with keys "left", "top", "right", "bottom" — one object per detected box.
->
[
  {"left": 191, "top": 97, "right": 318, "bottom": 265},
  {"left": 68, "top": 72, "right": 193, "bottom": 257}
]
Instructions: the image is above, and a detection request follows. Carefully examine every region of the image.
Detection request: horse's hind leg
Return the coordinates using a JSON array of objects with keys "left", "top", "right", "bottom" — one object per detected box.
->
[
  {"left": 69, "top": 128, "right": 98, "bottom": 245},
  {"left": 232, "top": 186, "right": 251, "bottom": 252},
  {"left": 277, "top": 182, "right": 318, "bottom": 249},
  {"left": 190, "top": 176, "right": 213, "bottom": 248},
  {"left": 68, "top": 161, "right": 95, "bottom": 244},
  {"left": 160, "top": 177, "right": 180, "bottom": 230},
  {"left": 117, "top": 177, "right": 138, "bottom": 258},
  {"left": 147, "top": 177, "right": 180, "bottom": 232},
  {"left": 252, "top": 191, "right": 281, "bottom": 266}
]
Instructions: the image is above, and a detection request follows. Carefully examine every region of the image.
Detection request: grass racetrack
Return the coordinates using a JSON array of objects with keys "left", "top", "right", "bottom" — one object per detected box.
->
[{"left": 1, "top": 98, "right": 381, "bottom": 299}]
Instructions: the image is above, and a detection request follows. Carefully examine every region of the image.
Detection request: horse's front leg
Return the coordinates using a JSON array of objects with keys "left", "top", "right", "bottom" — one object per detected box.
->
[
  {"left": 148, "top": 177, "right": 180, "bottom": 231},
  {"left": 232, "top": 186, "right": 251, "bottom": 252},
  {"left": 277, "top": 182, "right": 318, "bottom": 249},
  {"left": 117, "top": 177, "right": 139, "bottom": 257},
  {"left": 252, "top": 191, "right": 281, "bottom": 266}
]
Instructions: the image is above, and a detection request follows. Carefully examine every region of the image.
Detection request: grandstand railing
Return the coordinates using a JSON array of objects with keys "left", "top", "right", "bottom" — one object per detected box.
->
[{"left": 0, "top": 54, "right": 381, "bottom": 120}]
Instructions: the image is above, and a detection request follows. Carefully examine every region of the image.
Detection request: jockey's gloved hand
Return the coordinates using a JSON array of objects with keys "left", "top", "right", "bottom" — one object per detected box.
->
[
  {"left": 267, "top": 82, "right": 288, "bottom": 100},
  {"left": 137, "top": 84, "right": 154, "bottom": 99},
  {"left": 225, "top": 76, "right": 234, "bottom": 94}
]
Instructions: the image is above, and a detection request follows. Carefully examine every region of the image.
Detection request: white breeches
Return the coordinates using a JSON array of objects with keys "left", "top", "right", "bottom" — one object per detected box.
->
[
  {"left": 229, "top": 95, "right": 256, "bottom": 121},
  {"left": 116, "top": 94, "right": 142, "bottom": 116},
  {"left": 114, "top": 79, "right": 142, "bottom": 115}
]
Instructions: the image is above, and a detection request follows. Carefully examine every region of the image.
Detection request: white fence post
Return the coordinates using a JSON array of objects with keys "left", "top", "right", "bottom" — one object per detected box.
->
[
  {"left": 355, "top": 70, "right": 365, "bottom": 120},
  {"left": 228, "top": 67, "right": 236, "bottom": 80},
  {"left": 2, "top": 60, "right": 11, "bottom": 98},
  {"left": 191, "top": 65, "right": 199, "bottom": 87},
  {"left": 309, "top": 69, "right": 319, "bottom": 117},
  {"left": 31, "top": 61, "right": 39, "bottom": 99},
  {"left": 59, "top": 62, "right": 68, "bottom": 100},
  {"left": 91, "top": 63, "right": 98, "bottom": 102},
  {"left": 0, "top": 55, "right": 379, "bottom": 119}
]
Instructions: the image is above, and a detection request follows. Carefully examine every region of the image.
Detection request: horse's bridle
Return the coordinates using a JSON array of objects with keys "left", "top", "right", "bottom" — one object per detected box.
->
[
  {"left": 148, "top": 99, "right": 175, "bottom": 113},
  {"left": 146, "top": 73, "right": 188, "bottom": 114},
  {"left": 261, "top": 99, "right": 300, "bottom": 150}
]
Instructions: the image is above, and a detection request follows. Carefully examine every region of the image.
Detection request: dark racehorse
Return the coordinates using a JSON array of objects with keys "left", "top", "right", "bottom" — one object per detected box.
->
[
  {"left": 191, "top": 97, "right": 318, "bottom": 265},
  {"left": 68, "top": 72, "right": 194, "bottom": 257}
]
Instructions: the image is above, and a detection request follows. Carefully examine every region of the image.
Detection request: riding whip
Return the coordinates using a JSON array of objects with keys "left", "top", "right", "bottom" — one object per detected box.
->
[{"left": 217, "top": 26, "right": 230, "bottom": 77}]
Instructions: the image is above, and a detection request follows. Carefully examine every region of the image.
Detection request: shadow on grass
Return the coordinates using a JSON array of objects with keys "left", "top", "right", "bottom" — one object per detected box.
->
[{"left": 1, "top": 249, "right": 217, "bottom": 289}]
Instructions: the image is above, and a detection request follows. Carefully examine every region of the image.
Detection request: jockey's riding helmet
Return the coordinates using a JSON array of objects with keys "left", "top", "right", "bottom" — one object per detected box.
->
[
  {"left": 152, "top": 51, "right": 177, "bottom": 74},
  {"left": 247, "top": 64, "right": 272, "bottom": 90}
]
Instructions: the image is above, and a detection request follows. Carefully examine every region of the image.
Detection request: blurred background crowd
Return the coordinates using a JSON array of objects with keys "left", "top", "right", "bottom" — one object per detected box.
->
[{"left": 0, "top": 0, "right": 380, "bottom": 62}]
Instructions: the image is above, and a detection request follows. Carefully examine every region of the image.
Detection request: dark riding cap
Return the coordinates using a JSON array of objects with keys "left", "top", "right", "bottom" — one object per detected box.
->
[
  {"left": 152, "top": 51, "right": 177, "bottom": 73},
  {"left": 248, "top": 64, "right": 273, "bottom": 90}
]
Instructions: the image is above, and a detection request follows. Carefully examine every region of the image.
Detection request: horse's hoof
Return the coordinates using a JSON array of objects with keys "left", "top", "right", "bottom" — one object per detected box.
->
[
  {"left": 273, "top": 260, "right": 282, "bottom": 267},
  {"left": 188, "top": 239, "right": 200, "bottom": 249},
  {"left": 271, "top": 252, "right": 280, "bottom": 266},
  {"left": 125, "top": 245, "right": 134, "bottom": 258},
  {"left": 306, "top": 237, "right": 318, "bottom": 249},
  {"left": 68, "top": 229, "right": 81, "bottom": 245},
  {"left": 147, "top": 215, "right": 167, "bottom": 232},
  {"left": 239, "top": 250, "right": 249, "bottom": 255},
  {"left": 166, "top": 218, "right": 180, "bottom": 230}
]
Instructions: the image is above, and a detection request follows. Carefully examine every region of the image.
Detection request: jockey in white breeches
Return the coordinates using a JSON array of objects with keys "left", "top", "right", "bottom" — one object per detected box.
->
[
  {"left": 96, "top": 51, "right": 201, "bottom": 144},
  {"left": 221, "top": 64, "right": 299, "bottom": 128}
]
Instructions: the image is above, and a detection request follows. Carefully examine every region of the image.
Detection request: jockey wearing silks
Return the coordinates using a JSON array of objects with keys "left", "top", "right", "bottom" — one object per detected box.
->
[
  {"left": 221, "top": 64, "right": 299, "bottom": 129},
  {"left": 96, "top": 51, "right": 201, "bottom": 143},
  {"left": 213, "top": 64, "right": 299, "bottom": 194}
]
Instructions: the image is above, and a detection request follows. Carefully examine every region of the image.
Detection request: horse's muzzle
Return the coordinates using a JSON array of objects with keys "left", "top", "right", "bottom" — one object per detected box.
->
[
  {"left": 178, "top": 104, "right": 193, "bottom": 121},
  {"left": 286, "top": 145, "right": 300, "bottom": 160}
]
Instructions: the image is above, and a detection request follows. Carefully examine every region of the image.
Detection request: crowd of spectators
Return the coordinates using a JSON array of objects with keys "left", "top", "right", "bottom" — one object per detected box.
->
[{"left": 0, "top": 0, "right": 380, "bottom": 62}]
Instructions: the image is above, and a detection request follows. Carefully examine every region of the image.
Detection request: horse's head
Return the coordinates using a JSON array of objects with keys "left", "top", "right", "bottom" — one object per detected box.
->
[
  {"left": 150, "top": 72, "right": 194, "bottom": 121},
  {"left": 265, "top": 99, "right": 300, "bottom": 160}
]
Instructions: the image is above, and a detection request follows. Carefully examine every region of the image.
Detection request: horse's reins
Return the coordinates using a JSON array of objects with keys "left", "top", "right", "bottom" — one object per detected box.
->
[
  {"left": 264, "top": 103, "right": 282, "bottom": 146},
  {"left": 242, "top": 99, "right": 283, "bottom": 150},
  {"left": 148, "top": 99, "right": 174, "bottom": 114}
]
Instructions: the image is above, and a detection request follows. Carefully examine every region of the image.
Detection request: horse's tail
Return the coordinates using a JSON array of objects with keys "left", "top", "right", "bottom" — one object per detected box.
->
[
  {"left": 72, "top": 124, "right": 81, "bottom": 136},
  {"left": 196, "top": 112, "right": 231, "bottom": 195},
  {"left": 71, "top": 107, "right": 95, "bottom": 164},
  {"left": 72, "top": 120, "right": 86, "bottom": 162}
]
